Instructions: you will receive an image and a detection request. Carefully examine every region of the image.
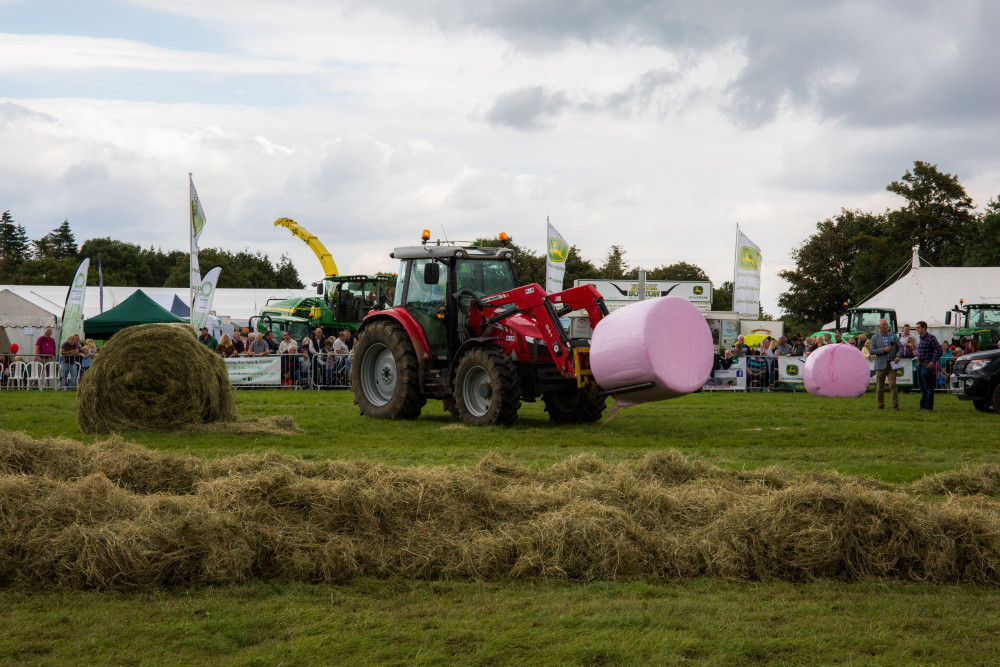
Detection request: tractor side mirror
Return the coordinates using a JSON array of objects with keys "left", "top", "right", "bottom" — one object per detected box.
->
[
  {"left": 945, "top": 312, "right": 952, "bottom": 325},
  {"left": 424, "top": 261, "right": 440, "bottom": 285},
  {"left": 316, "top": 283, "right": 323, "bottom": 295}
]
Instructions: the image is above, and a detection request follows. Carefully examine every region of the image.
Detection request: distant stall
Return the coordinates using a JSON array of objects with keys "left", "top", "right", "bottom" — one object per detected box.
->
[{"left": 84, "top": 290, "right": 184, "bottom": 339}]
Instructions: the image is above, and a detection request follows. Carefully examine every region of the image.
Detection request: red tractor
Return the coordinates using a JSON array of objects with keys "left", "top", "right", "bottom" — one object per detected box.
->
[{"left": 350, "top": 236, "right": 611, "bottom": 425}]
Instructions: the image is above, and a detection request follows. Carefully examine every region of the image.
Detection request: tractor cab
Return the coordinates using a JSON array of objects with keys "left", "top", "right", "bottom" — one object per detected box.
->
[
  {"left": 844, "top": 308, "right": 898, "bottom": 336},
  {"left": 945, "top": 303, "right": 1000, "bottom": 350},
  {"left": 321, "top": 275, "right": 396, "bottom": 323},
  {"left": 390, "top": 244, "right": 518, "bottom": 358}
]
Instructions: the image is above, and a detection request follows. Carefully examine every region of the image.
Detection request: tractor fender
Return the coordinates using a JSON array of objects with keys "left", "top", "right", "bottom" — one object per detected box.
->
[{"left": 357, "top": 310, "right": 432, "bottom": 390}]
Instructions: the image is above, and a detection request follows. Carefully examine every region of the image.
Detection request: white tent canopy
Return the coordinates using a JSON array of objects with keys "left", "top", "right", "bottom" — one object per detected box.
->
[
  {"left": 823, "top": 264, "right": 1000, "bottom": 343},
  {"left": 854, "top": 266, "right": 1000, "bottom": 329}
]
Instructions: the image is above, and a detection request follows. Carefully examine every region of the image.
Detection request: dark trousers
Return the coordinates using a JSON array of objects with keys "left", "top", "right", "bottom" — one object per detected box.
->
[{"left": 917, "top": 365, "right": 936, "bottom": 409}]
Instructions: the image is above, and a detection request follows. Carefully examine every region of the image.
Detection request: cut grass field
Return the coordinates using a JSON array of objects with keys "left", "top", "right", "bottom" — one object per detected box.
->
[{"left": 3, "top": 388, "right": 1000, "bottom": 665}]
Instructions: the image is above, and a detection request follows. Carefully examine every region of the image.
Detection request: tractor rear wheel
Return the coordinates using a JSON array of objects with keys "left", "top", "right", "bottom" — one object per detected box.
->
[
  {"left": 992, "top": 382, "right": 1000, "bottom": 413},
  {"left": 454, "top": 347, "right": 521, "bottom": 426},
  {"left": 352, "top": 320, "right": 426, "bottom": 420},
  {"left": 543, "top": 385, "right": 607, "bottom": 423}
]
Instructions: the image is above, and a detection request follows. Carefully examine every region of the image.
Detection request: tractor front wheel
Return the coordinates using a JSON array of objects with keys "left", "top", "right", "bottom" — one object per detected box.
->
[
  {"left": 352, "top": 320, "right": 426, "bottom": 420},
  {"left": 454, "top": 348, "right": 521, "bottom": 426},
  {"left": 542, "top": 385, "right": 607, "bottom": 423}
]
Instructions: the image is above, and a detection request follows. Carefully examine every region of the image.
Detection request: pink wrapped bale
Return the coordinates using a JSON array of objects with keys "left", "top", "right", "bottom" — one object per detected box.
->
[
  {"left": 589, "top": 296, "right": 714, "bottom": 408},
  {"left": 803, "top": 343, "right": 871, "bottom": 397}
]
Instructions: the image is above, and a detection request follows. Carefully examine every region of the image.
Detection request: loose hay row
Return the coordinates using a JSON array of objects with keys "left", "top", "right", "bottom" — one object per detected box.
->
[{"left": 2, "top": 430, "right": 1000, "bottom": 590}]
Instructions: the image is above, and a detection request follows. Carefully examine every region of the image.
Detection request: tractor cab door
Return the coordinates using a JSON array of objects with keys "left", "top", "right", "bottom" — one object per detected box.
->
[{"left": 402, "top": 258, "right": 449, "bottom": 357}]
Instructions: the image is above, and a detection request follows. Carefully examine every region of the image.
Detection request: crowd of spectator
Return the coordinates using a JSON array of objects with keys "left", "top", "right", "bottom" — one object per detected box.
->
[
  {"left": 199, "top": 326, "right": 355, "bottom": 387},
  {"left": 720, "top": 322, "right": 975, "bottom": 394}
]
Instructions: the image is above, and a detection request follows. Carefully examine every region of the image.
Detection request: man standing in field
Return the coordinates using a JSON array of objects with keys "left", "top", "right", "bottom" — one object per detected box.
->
[
  {"left": 915, "top": 321, "right": 943, "bottom": 411},
  {"left": 870, "top": 318, "right": 903, "bottom": 411}
]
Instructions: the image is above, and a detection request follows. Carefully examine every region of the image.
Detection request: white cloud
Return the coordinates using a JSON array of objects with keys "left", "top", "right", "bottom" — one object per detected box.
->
[{"left": 2, "top": 0, "right": 999, "bottom": 319}]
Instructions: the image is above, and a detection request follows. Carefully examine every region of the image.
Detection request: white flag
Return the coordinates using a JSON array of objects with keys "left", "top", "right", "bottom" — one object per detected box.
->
[
  {"left": 190, "top": 266, "right": 222, "bottom": 332},
  {"left": 733, "top": 227, "right": 762, "bottom": 318},
  {"left": 545, "top": 220, "right": 569, "bottom": 294},
  {"left": 60, "top": 257, "right": 90, "bottom": 347},
  {"left": 189, "top": 175, "right": 206, "bottom": 307}
]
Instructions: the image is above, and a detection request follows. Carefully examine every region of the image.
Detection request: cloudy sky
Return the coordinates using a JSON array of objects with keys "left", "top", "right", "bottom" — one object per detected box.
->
[{"left": 3, "top": 0, "right": 999, "bottom": 314}]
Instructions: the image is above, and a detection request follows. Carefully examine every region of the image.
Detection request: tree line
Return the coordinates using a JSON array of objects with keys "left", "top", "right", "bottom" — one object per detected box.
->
[
  {"left": 0, "top": 213, "right": 304, "bottom": 289},
  {"left": 778, "top": 161, "right": 1000, "bottom": 333}
]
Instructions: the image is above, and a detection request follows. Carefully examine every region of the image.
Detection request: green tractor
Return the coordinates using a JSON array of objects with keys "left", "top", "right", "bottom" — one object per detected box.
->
[
  {"left": 811, "top": 307, "right": 899, "bottom": 342},
  {"left": 945, "top": 302, "right": 1000, "bottom": 351},
  {"left": 251, "top": 274, "right": 397, "bottom": 341},
  {"left": 249, "top": 218, "right": 396, "bottom": 340}
]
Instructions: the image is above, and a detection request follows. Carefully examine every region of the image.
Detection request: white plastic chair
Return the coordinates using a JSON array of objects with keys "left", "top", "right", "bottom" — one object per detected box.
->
[
  {"left": 6, "top": 361, "right": 28, "bottom": 389},
  {"left": 44, "top": 361, "right": 62, "bottom": 389},
  {"left": 26, "top": 361, "right": 45, "bottom": 389}
]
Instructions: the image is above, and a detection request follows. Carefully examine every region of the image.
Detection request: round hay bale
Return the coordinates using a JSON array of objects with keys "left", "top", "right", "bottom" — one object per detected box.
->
[{"left": 77, "top": 323, "right": 236, "bottom": 433}]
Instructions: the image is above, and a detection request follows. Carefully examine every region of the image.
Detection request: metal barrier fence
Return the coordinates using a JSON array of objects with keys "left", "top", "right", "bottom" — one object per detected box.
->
[
  {"left": 701, "top": 354, "right": 946, "bottom": 393},
  {"left": 222, "top": 352, "right": 353, "bottom": 390},
  {"left": 3, "top": 350, "right": 954, "bottom": 394},
  {"left": 1, "top": 354, "right": 87, "bottom": 390},
  {"left": 0, "top": 352, "right": 353, "bottom": 391}
]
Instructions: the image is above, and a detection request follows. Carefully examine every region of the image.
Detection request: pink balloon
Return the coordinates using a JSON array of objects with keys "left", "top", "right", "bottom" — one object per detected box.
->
[
  {"left": 803, "top": 343, "right": 870, "bottom": 397},
  {"left": 590, "top": 296, "right": 714, "bottom": 407},
  {"left": 9, "top": 343, "right": 17, "bottom": 354}
]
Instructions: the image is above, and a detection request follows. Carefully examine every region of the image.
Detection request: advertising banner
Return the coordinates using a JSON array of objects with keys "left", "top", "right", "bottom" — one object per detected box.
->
[
  {"left": 866, "top": 358, "right": 914, "bottom": 390},
  {"left": 733, "top": 227, "right": 761, "bottom": 318},
  {"left": 225, "top": 356, "right": 281, "bottom": 385},
  {"left": 190, "top": 266, "right": 222, "bottom": 333},
  {"left": 60, "top": 257, "right": 90, "bottom": 347},
  {"left": 776, "top": 356, "right": 805, "bottom": 391},
  {"left": 545, "top": 221, "right": 568, "bottom": 294},
  {"left": 703, "top": 358, "right": 745, "bottom": 391},
  {"left": 576, "top": 279, "right": 712, "bottom": 304},
  {"left": 189, "top": 174, "right": 207, "bottom": 315}
]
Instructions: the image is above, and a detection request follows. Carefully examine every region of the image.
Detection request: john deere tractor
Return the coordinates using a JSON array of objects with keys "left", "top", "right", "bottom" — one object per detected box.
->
[
  {"left": 945, "top": 302, "right": 1000, "bottom": 350},
  {"left": 249, "top": 218, "right": 395, "bottom": 340},
  {"left": 811, "top": 307, "right": 899, "bottom": 341},
  {"left": 351, "top": 233, "right": 611, "bottom": 426}
]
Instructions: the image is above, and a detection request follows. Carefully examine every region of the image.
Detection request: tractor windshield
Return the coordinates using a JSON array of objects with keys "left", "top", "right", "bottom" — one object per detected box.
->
[
  {"left": 455, "top": 258, "right": 517, "bottom": 298},
  {"left": 849, "top": 310, "right": 893, "bottom": 332},
  {"left": 967, "top": 306, "right": 1000, "bottom": 328}
]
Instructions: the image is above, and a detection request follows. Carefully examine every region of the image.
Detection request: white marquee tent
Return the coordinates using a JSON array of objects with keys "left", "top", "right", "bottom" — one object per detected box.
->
[{"left": 825, "top": 250, "right": 1000, "bottom": 341}]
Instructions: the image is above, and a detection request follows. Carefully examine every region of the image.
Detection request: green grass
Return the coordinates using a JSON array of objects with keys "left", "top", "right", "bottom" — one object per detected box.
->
[
  {"left": 9, "top": 387, "right": 999, "bottom": 481},
  {"left": 3, "top": 388, "right": 1000, "bottom": 665}
]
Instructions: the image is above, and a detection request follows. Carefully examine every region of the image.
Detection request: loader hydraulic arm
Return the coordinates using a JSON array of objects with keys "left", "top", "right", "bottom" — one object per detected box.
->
[
  {"left": 474, "top": 283, "right": 607, "bottom": 379},
  {"left": 274, "top": 218, "right": 339, "bottom": 277}
]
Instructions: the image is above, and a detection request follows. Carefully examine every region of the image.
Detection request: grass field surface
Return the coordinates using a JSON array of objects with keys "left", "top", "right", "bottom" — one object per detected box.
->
[{"left": 2, "top": 388, "right": 999, "bottom": 665}]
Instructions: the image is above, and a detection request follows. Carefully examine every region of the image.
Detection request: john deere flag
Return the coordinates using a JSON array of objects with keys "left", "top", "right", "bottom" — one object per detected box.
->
[
  {"left": 59, "top": 257, "right": 90, "bottom": 347},
  {"left": 190, "top": 266, "right": 222, "bottom": 333},
  {"left": 733, "top": 227, "right": 761, "bottom": 318},
  {"left": 545, "top": 220, "right": 569, "bottom": 294},
  {"left": 189, "top": 174, "right": 206, "bottom": 311}
]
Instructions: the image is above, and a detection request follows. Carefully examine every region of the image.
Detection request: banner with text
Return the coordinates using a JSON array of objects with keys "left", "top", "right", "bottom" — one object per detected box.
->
[
  {"left": 190, "top": 175, "right": 207, "bottom": 313},
  {"left": 59, "top": 257, "right": 90, "bottom": 347},
  {"left": 190, "top": 266, "right": 222, "bottom": 332},
  {"left": 733, "top": 228, "right": 761, "bottom": 318},
  {"left": 703, "top": 358, "right": 746, "bottom": 391},
  {"left": 225, "top": 356, "right": 282, "bottom": 385}
]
